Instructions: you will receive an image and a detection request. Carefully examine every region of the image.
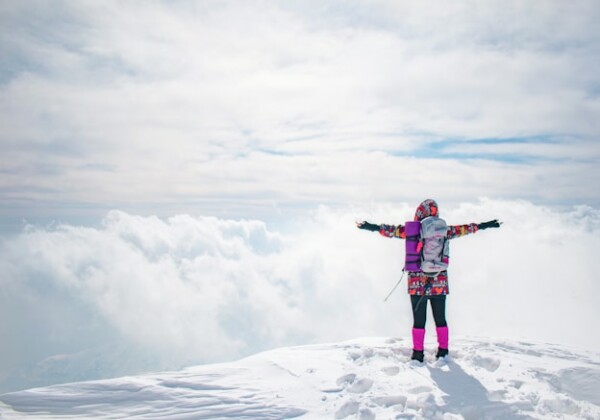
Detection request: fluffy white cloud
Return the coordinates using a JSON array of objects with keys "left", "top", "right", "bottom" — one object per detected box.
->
[{"left": 1, "top": 199, "right": 599, "bottom": 392}]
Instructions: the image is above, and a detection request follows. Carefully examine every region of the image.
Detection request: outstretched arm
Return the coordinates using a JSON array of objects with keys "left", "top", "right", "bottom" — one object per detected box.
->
[
  {"left": 447, "top": 223, "right": 479, "bottom": 239},
  {"left": 447, "top": 219, "right": 501, "bottom": 239},
  {"left": 356, "top": 221, "right": 406, "bottom": 238}
]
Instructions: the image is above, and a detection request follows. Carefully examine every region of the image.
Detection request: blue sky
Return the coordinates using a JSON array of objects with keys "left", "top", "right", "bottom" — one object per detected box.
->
[{"left": 1, "top": 0, "right": 599, "bottom": 232}]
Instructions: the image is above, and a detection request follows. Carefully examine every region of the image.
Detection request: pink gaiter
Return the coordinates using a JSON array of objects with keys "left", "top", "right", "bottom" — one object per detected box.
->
[
  {"left": 436, "top": 326, "right": 449, "bottom": 349},
  {"left": 412, "top": 328, "right": 425, "bottom": 351}
]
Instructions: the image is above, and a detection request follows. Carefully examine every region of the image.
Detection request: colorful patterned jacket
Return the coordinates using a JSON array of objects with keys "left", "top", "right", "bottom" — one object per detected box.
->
[{"left": 378, "top": 222, "right": 479, "bottom": 296}]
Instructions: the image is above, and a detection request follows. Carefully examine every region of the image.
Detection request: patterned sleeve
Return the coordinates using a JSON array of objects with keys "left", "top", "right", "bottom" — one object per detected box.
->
[
  {"left": 447, "top": 223, "right": 479, "bottom": 239},
  {"left": 379, "top": 224, "right": 406, "bottom": 239}
]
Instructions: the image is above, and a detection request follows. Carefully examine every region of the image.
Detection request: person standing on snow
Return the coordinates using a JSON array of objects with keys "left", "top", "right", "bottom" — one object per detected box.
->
[{"left": 356, "top": 199, "right": 501, "bottom": 362}]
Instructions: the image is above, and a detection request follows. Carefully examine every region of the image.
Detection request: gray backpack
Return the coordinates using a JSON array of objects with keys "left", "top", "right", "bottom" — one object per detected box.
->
[{"left": 419, "top": 216, "right": 449, "bottom": 273}]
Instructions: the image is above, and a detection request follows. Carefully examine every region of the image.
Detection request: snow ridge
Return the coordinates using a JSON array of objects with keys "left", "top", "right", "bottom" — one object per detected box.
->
[{"left": 1, "top": 337, "right": 599, "bottom": 419}]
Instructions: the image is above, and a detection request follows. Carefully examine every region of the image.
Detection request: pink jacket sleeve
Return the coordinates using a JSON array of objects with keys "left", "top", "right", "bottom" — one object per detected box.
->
[
  {"left": 378, "top": 224, "right": 406, "bottom": 239},
  {"left": 447, "top": 223, "right": 479, "bottom": 239}
]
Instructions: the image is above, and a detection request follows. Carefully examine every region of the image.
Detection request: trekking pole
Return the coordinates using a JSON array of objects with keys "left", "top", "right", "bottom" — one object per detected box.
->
[
  {"left": 414, "top": 294, "right": 427, "bottom": 312},
  {"left": 414, "top": 278, "right": 433, "bottom": 312},
  {"left": 384, "top": 269, "right": 405, "bottom": 302}
]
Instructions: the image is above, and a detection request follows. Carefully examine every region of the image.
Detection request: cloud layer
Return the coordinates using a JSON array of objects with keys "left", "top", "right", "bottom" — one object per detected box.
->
[{"left": 1, "top": 199, "right": 599, "bottom": 392}]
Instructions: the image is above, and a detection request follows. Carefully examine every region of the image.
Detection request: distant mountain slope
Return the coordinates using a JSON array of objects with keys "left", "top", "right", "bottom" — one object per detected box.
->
[{"left": 1, "top": 337, "right": 599, "bottom": 419}]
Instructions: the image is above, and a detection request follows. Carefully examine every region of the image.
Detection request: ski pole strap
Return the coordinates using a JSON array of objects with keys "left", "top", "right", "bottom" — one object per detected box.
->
[
  {"left": 383, "top": 270, "right": 405, "bottom": 302},
  {"left": 414, "top": 295, "right": 427, "bottom": 313},
  {"left": 413, "top": 278, "right": 434, "bottom": 312}
]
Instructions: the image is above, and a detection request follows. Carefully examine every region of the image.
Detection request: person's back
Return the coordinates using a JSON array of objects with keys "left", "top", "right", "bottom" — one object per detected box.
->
[{"left": 356, "top": 199, "right": 501, "bottom": 362}]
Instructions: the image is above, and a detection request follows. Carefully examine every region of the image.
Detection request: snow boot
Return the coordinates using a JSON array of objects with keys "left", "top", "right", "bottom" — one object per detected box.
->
[
  {"left": 411, "top": 350, "right": 424, "bottom": 363},
  {"left": 436, "top": 348, "right": 449, "bottom": 359},
  {"left": 436, "top": 326, "right": 449, "bottom": 359},
  {"left": 411, "top": 328, "right": 425, "bottom": 362}
]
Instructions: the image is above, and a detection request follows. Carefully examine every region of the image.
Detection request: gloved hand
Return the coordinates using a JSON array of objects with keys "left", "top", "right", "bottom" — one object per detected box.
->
[
  {"left": 356, "top": 221, "right": 381, "bottom": 232},
  {"left": 478, "top": 220, "right": 501, "bottom": 230}
]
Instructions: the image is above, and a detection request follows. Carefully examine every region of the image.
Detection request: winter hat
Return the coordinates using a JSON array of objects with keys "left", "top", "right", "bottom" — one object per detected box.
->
[{"left": 414, "top": 199, "right": 439, "bottom": 221}]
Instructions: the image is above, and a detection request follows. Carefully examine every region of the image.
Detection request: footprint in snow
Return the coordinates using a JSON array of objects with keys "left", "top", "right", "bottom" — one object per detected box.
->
[
  {"left": 334, "top": 401, "right": 376, "bottom": 419},
  {"left": 335, "top": 400, "right": 359, "bottom": 419},
  {"left": 348, "top": 378, "right": 373, "bottom": 394},
  {"left": 335, "top": 373, "right": 374, "bottom": 393},
  {"left": 358, "top": 408, "right": 375, "bottom": 420},
  {"left": 336, "top": 373, "right": 357, "bottom": 386},
  {"left": 540, "top": 397, "right": 581, "bottom": 416},
  {"left": 372, "top": 395, "right": 407, "bottom": 408},
  {"left": 362, "top": 348, "right": 375, "bottom": 358},
  {"left": 381, "top": 366, "right": 400, "bottom": 376},
  {"left": 347, "top": 347, "right": 375, "bottom": 362},
  {"left": 472, "top": 355, "right": 501, "bottom": 372}
]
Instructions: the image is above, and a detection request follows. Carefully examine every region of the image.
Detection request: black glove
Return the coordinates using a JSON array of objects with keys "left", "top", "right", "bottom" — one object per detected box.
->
[
  {"left": 356, "top": 221, "right": 381, "bottom": 232},
  {"left": 478, "top": 220, "right": 501, "bottom": 230}
]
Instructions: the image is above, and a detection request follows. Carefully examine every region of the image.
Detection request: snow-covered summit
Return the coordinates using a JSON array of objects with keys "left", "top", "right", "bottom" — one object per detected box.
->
[{"left": 1, "top": 337, "right": 598, "bottom": 419}]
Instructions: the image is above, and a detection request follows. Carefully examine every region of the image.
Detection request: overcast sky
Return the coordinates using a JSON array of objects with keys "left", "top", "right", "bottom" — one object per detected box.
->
[
  {"left": 1, "top": 0, "right": 599, "bottom": 393},
  {"left": 1, "top": 0, "right": 599, "bottom": 231}
]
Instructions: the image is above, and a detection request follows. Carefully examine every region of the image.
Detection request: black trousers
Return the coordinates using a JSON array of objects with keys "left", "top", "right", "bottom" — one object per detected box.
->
[{"left": 411, "top": 295, "right": 447, "bottom": 329}]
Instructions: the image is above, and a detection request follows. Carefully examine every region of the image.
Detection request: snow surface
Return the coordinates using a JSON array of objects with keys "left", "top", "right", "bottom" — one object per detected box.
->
[{"left": 0, "top": 337, "right": 598, "bottom": 419}]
